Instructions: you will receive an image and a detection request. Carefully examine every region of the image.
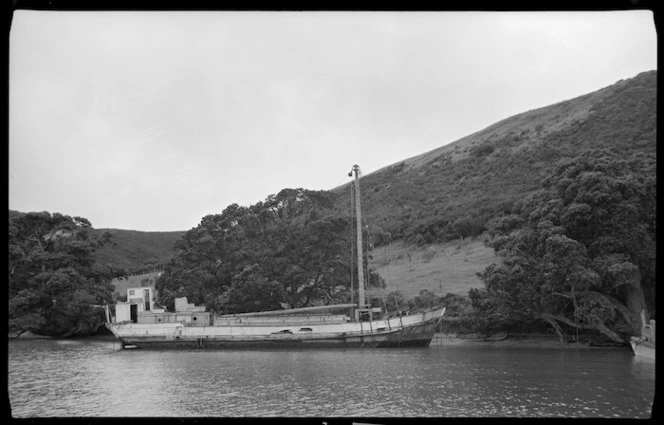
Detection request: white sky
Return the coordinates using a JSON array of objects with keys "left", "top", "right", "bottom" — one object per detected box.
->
[{"left": 9, "top": 11, "right": 657, "bottom": 231}]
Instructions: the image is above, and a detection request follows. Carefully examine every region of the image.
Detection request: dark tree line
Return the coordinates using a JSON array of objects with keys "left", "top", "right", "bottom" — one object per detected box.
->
[
  {"left": 473, "top": 150, "right": 655, "bottom": 343},
  {"left": 8, "top": 212, "right": 121, "bottom": 337},
  {"left": 156, "top": 188, "right": 383, "bottom": 314}
]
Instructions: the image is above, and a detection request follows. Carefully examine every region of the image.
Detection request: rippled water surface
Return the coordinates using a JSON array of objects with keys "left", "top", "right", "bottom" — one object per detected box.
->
[{"left": 8, "top": 337, "right": 654, "bottom": 418}]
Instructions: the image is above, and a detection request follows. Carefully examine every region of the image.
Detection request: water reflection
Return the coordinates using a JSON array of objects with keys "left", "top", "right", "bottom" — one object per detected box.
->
[{"left": 8, "top": 339, "right": 654, "bottom": 418}]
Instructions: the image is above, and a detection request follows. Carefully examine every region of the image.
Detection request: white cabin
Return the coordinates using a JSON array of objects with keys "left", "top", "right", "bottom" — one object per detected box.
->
[
  {"left": 113, "top": 292, "right": 210, "bottom": 326},
  {"left": 115, "top": 286, "right": 157, "bottom": 323}
]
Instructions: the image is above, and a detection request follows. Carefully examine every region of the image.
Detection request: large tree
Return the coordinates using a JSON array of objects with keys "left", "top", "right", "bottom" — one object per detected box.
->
[
  {"left": 157, "top": 188, "right": 368, "bottom": 314},
  {"left": 8, "top": 212, "right": 119, "bottom": 337},
  {"left": 477, "top": 150, "right": 655, "bottom": 343}
]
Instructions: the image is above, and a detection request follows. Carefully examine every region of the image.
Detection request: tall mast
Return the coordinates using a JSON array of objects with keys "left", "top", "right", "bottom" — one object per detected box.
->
[
  {"left": 349, "top": 179, "right": 354, "bottom": 306},
  {"left": 352, "top": 164, "right": 366, "bottom": 308}
]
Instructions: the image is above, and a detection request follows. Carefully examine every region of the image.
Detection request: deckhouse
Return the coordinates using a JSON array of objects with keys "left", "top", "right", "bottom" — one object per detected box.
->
[
  {"left": 113, "top": 286, "right": 210, "bottom": 326},
  {"left": 114, "top": 286, "right": 158, "bottom": 323}
]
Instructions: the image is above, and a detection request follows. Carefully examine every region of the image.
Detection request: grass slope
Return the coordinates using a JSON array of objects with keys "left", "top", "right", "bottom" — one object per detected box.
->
[
  {"left": 366, "top": 236, "right": 496, "bottom": 299},
  {"left": 94, "top": 228, "right": 185, "bottom": 272},
  {"left": 351, "top": 70, "right": 656, "bottom": 302},
  {"left": 331, "top": 70, "right": 656, "bottom": 248}
]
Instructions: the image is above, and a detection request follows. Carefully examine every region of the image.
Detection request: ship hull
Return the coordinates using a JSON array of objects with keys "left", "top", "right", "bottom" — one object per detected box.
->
[{"left": 106, "top": 307, "right": 444, "bottom": 350}]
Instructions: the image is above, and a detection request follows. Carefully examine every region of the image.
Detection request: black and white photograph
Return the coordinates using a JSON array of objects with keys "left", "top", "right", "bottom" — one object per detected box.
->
[{"left": 8, "top": 7, "right": 656, "bottom": 419}]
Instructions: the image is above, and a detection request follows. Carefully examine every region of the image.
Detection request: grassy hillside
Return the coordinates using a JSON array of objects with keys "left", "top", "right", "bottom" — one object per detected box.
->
[
  {"left": 366, "top": 237, "right": 495, "bottom": 299},
  {"left": 334, "top": 70, "right": 656, "bottom": 299},
  {"left": 8, "top": 211, "right": 185, "bottom": 276},
  {"left": 332, "top": 70, "right": 656, "bottom": 247},
  {"left": 93, "top": 229, "right": 185, "bottom": 273}
]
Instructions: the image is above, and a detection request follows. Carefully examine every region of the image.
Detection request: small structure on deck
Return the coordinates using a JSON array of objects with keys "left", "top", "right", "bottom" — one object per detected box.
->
[
  {"left": 137, "top": 297, "right": 211, "bottom": 326},
  {"left": 114, "top": 286, "right": 157, "bottom": 323},
  {"left": 112, "top": 286, "right": 210, "bottom": 327}
]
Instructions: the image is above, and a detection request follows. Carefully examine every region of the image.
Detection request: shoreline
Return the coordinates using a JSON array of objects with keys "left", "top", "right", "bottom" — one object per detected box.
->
[
  {"left": 8, "top": 331, "right": 52, "bottom": 339},
  {"left": 10, "top": 331, "right": 629, "bottom": 350},
  {"left": 431, "top": 332, "right": 629, "bottom": 349}
]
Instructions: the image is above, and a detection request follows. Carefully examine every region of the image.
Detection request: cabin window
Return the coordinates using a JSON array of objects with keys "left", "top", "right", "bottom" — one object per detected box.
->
[
  {"left": 299, "top": 328, "right": 313, "bottom": 332},
  {"left": 193, "top": 317, "right": 197, "bottom": 321},
  {"left": 129, "top": 290, "right": 135, "bottom": 296}
]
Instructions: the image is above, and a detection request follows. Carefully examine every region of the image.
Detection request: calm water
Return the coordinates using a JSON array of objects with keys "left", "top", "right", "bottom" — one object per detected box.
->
[{"left": 8, "top": 336, "right": 655, "bottom": 418}]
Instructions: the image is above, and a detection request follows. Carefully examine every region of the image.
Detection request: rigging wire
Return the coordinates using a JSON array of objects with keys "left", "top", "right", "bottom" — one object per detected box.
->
[
  {"left": 332, "top": 173, "right": 351, "bottom": 193},
  {"left": 346, "top": 166, "right": 413, "bottom": 309},
  {"left": 347, "top": 166, "right": 371, "bottom": 307},
  {"left": 362, "top": 182, "right": 398, "bottom": 246},
  {"left": 348, "top": 167, "right": 449, "bottom": 319},
  {"left": 360, "top": 179, "right": 402, "bottom": 301}
]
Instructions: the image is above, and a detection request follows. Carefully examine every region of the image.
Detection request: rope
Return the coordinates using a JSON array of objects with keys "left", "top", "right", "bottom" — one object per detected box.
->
[
  {"left": 347, "top": 169, "right": 408, "bottom": 310},
  {"left": 383, "top": 298, "right": 391, "bottom": 330}
]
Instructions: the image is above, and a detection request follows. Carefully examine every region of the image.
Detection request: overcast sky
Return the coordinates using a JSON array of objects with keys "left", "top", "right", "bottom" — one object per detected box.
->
[{"left": 9, "top": 11, "right": 657, "bottom": 231}]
